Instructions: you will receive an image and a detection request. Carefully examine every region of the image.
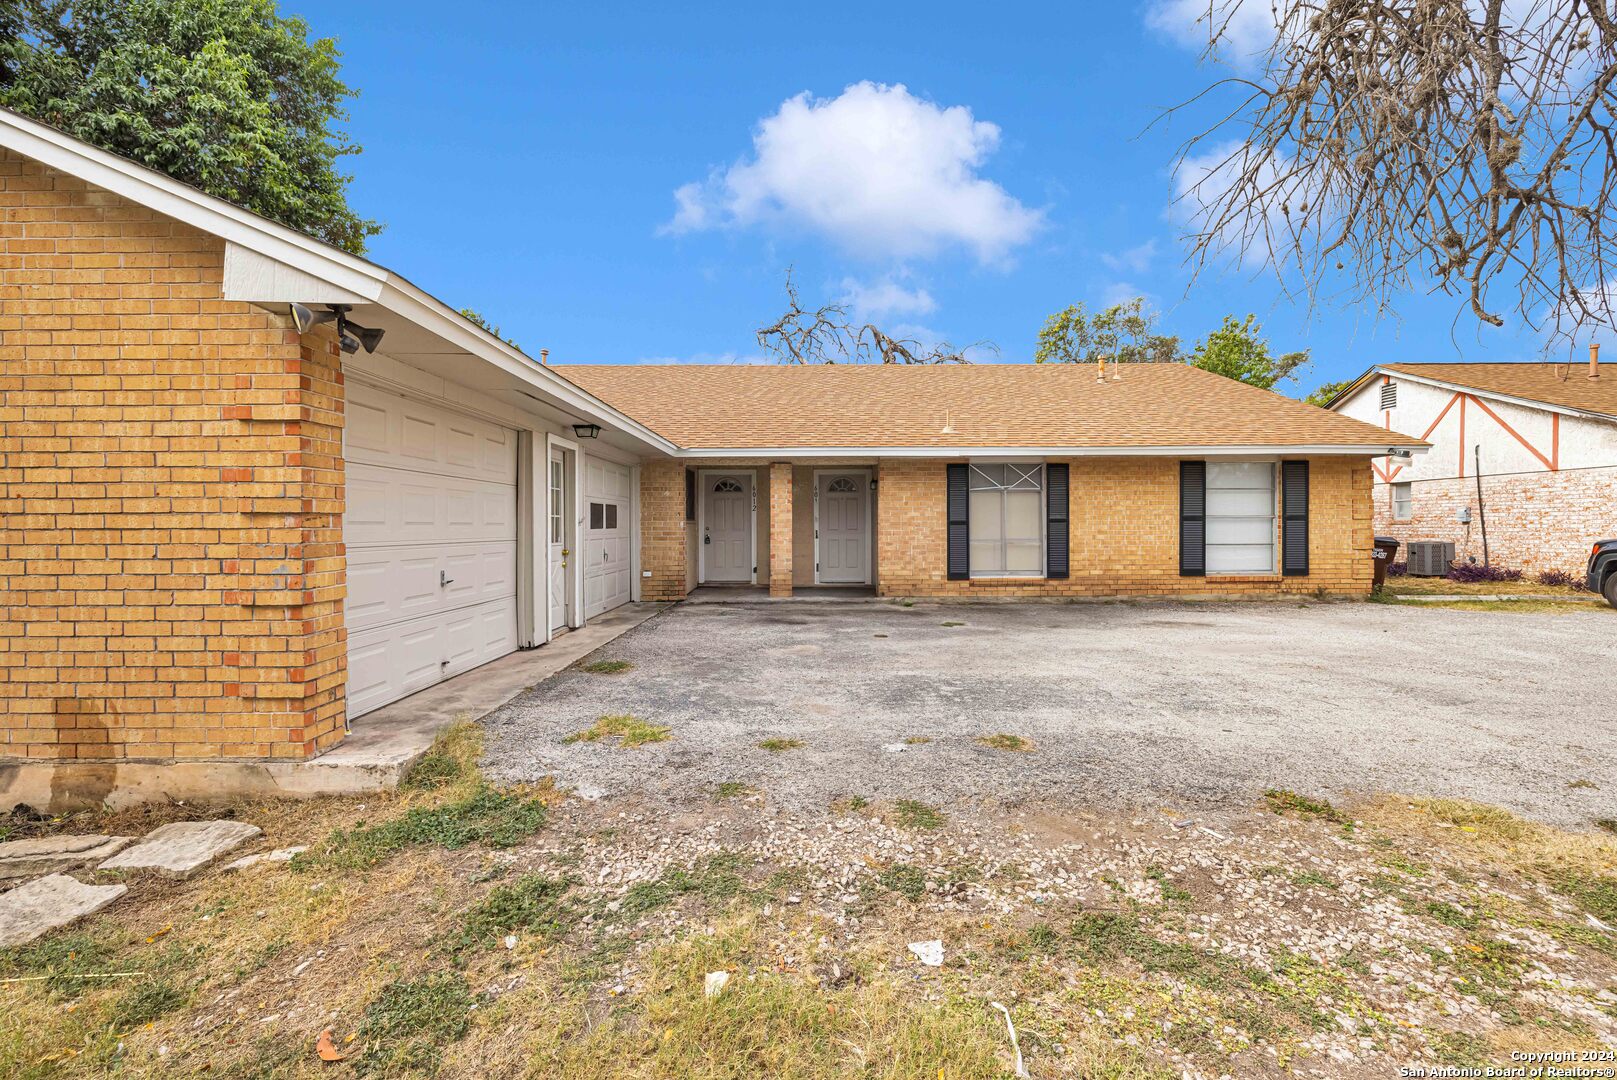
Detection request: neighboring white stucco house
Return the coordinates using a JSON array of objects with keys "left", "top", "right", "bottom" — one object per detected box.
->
[{"left": 1330, "top": 355, "right": 1617, "bottom": 574}]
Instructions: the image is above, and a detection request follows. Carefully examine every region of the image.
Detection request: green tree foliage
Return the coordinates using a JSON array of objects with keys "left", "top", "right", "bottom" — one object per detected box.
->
[
  {"left": 0, "top": 0, "right": 380, "bottom": 253},
  {"left": 1033, "top": 297, "right": 1184, "bottom": 365},
  {"left": 1302, "top": 379, "right": 1351, "bottom": 408},
  {"left": 458, "top": 308, "right": 520, "bottom": 350},
  {"left": 1189, "top": 314, "right": 1309, "bottom": 390}
]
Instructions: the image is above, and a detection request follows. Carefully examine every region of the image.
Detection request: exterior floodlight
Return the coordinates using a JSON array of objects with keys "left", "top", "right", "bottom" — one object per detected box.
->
[
  {"left": 289, "top": 303, "right": 384, "bottom": 354},
  {"left": 573, "top": 423, "right": 602, "bottom": 439}
]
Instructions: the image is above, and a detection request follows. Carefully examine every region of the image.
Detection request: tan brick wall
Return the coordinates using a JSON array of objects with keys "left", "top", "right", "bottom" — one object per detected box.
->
[
  {"left": 1373, "top": 467, "right": 1617, "bottom": 575},
  {"left": 875, "top": 457, "right": 1374, "bottom": 597},
  {"left": 768, "top": 462, "right": 792, "bottom": 596},
  {"left": 0, "top": 147, "right": 347, "bottom": 762},
  {"left": 638, "top": 460, "right": 688, "bottom": 600}
]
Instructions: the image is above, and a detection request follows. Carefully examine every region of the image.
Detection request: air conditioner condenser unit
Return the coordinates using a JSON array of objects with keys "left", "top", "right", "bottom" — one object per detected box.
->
[{"left": 1406, "top": 541, "right": 1456, "bottom": 577}]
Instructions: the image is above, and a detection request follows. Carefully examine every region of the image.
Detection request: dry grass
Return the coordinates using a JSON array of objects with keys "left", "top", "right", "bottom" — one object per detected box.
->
[
  {"left": 757, "top": 738, "right": 805, "bottom": 753},
  {"left": 4, "top": 731, "right": 1614, "bottom": 1079},
  {"left": 976, "top": 734, "right": 1033, "bottom": 752},
  {"left": 563, "top": 715, "right": 671, "bottom": 748},
  {"left": 1390, "top": 577, "right": 1587, "bottom": 597},
  {"left": 1395, "top": 598, "right": 1611, "bottom": 615}
]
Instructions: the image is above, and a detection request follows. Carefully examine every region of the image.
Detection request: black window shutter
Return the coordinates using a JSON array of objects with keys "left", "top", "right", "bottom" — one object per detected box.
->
[
  {"left": 1281, "top": 460, "right": 1309, "bottom": 576},
  {"left": 946, "top": 463, "right": 969, "bottom": 580},
  {"left": 1045, "top": 463, "right": 1069, "bottom": 579},
  {"left": 1179, "top": 461, "right": 1206, "bottom": 577},
  {"left": 684, "top": 468, "right": 696, "bottom": 521}
]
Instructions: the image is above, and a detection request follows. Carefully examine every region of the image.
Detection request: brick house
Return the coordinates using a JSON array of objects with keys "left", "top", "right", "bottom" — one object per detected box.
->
[
  {"left": 1328, "top": 356, "right": 1617, "bottom": 574},
  {"left": 0, "top": 107, "right": 1424, "bottom": 789}
]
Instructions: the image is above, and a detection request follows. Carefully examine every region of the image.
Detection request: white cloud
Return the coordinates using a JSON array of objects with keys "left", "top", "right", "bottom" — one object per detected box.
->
[
  {"left": 839, "top": 275, "right": 938, "bottom": 321},
  {"left": 1145, "top": 0, "right": 1285, "bottom": 64},
  {"left": 1099, "top": 240, "right": 1158, "bottom": 276},
  {"left": 1172, "top": 139, "right": 1325, "bottom": 266},
  {"left": 662, "top": 82, "right": 1042, "bottom": 264}
]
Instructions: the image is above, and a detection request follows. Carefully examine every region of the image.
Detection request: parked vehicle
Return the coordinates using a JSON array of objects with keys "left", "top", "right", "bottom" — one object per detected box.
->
[{"left": 1589, "top": 540, "right": 1617, "bottom": 608}]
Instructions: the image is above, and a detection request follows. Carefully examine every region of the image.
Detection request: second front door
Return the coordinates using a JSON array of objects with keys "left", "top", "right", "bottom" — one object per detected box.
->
[{"left": 703, "top": 473, "right": 753, "bottom": 582}]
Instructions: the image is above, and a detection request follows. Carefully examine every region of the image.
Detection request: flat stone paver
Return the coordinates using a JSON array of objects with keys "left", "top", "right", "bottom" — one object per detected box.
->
[
  {"left": 99, "top": 820, "right": 262, "bottom": 878},
  {"left": 0, "top": 834, "right": 133, "bottom": 881},
  {"left": 0, "top": 873, "right": 127, "bottom": 947}
]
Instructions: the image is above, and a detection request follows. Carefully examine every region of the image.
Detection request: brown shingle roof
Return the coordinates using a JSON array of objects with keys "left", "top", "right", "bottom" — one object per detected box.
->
[
  {"left": 1380, "top": 362, "right": 1617, "bottom": 417},
  {"left": 554, "top": 363, "right": 1422, "bottom": 451}
]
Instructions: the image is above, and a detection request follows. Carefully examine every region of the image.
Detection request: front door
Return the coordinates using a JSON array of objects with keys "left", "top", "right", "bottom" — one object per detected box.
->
[
  {"left": 703, "top": 472, "right": 753, "bottom": 582},
  {"left": 817, "top": 471, "right": 869, "bottom": 583},
  {"left": 547, "top": 448, "right": 571, "bottom": 636}
]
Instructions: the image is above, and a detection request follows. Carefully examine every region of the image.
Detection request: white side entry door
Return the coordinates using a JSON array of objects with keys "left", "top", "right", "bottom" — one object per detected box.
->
[{"left": 547, "top": 447, "right": 572, "bottom": 635}]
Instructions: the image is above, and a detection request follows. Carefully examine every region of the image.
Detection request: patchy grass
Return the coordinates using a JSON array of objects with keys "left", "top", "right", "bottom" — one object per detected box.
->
[
  {"left": 939, "top": 620, "right": 966, "bottom": 627},
  {"left": 757, "top": 738, "right": 804, "bottom": 753},
  {"left": 1567, "top": 778, "right": 1600, "bottom": 790},
  {"left": 520, "top": 916, "right": 1014, "bottom": 1079},
  {"left": 357, "top": 972, "right": 477, "bottom": 1076},
  {"left": 453, "top": 874, "right": 575, "bottom": 953},
  {"left": 830, "top": 794, "right": 869, "bottom": 813},
  {"left": 580, "top": 659, "right": 633, "bottom": 675},
  {"left": 1290, "top": 870, "right": 1336, "bottom": 889},
  {"left": 902, "top": 736, "right": 931, "bottom": 746},
  {"left": 876, "top": 863, "right": 928, "bottom": 901},
  {"left": 1597, "top": 819, "right": 1617, "bottom": 836},
  {"left": 563, "top": 714, "right": 670, "bottom": 748},
  {"left": 1264, "top": 788, "right": 1351, "bottom": 826},
  {"left": 607, "top": 855, "right": 748, "bottom": 923},
  {"left": 1392, "top": 597, "right": 1610, "bottom": 614},
  {"left": 976, "top": 733, "right": 1033, "bottom": 752},
  {"left": 400, "top": 719, "right": 483, "bottom": 792},
  {"left": 1145, "top": 864, "right": 1193, "bottom": 902},
  {"left": 300, "top": 785, "right": 549, "bottom": 870},
  {"left": 713, "top": 781, "right": 752, "bottom": 799},
  {"left": 1392, "top": 577, "right": 1588, "bottom": 596},
  {"left": 890, "top": 799, "right": 944, "bottom": 830}
]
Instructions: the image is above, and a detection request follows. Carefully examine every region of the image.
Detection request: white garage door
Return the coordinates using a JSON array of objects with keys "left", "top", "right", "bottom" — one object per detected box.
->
[
  {"left": 344, "top": 382, "right": 519, "bottom": 717},
  {"left": 584, "top": 458, "right": 632, "bottom": 619}
]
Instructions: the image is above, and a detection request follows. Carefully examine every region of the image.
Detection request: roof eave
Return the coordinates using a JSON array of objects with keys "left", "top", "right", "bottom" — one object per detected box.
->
[
  {"left": 673, "top": 442, "right": 1431, "bottom": 459},
  {"left": 1373, "top": 367, "right": 1617, "bottom": 424}
]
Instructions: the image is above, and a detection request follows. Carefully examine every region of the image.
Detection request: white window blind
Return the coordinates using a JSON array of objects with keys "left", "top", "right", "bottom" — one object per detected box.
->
[
  {"left": 967, "top": 464, "right": 1044, "bottom": 577},
  {"left": 1205, "top": 462, "right": 1276, "bottom": 574}
]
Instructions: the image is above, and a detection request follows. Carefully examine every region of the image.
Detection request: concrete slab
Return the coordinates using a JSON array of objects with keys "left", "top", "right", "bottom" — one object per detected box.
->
[
  {"left": 222, "top": 845, "right": 307, "bottom": 872},
  {"left": 99, "top": 820, "right": 261, "bottom": 878},
  {"left": 0, "top": 603, "right": 670, "bottom": 813},
  {"left": 0, "top": 834, "right": 133, "bottom": 882},
  {"left": 684, "top": 586, "right": 879, "bottom": 604},
  {"left": 0, "top": 873, "right": 126, "bottom": 947}
]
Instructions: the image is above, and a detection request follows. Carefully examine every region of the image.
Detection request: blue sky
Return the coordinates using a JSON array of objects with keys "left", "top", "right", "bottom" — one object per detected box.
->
[{"left": 322, "top": 0, "right": 1560, "bottom": 395}]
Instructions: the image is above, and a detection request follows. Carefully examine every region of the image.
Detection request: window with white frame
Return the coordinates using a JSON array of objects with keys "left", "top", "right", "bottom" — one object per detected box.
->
[
  {"left": 968, "top": 464, "right": 1044, "bottom": 577},
  {"left": 1391, "top": 481, "right": 1413, "bottom": 521},
  {"left": 1205, "top": 462, "right": 1277, "bottom": 574}
]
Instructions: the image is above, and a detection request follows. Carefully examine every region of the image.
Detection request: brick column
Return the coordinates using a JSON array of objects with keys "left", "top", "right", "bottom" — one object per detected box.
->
[
  {"left": 769, "top": 463, "right": 793, "bottom": 596},
  {"left": 639, "top": 461, "right": 689, "bottom": 601}
]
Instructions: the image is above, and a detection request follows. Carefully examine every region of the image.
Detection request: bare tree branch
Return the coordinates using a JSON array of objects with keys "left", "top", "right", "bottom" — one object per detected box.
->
[
  {"left": 1166, "top": 0, "right": 1617, "bottom": 341},
  {"left": 755, "top": 268, "right": 995, "bottom": 363}
]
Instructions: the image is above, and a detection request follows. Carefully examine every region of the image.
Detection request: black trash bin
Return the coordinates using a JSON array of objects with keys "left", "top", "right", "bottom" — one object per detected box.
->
[{"left": 1371, "top": 536, "right": 1401, "bottom": 589}]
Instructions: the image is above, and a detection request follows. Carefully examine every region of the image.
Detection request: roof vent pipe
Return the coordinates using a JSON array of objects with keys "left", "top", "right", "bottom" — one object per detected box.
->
[
  {"left": 540, "top": 348, "right": 550, "bottom": 366},
  {"left": 1592, "top": 342, "right": 1601, "bottom": 379}
]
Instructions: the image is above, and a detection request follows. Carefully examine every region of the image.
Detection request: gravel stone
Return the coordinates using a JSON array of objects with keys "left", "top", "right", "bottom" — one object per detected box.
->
[{"left": 481, "top": 601, "right": 1615, "bottom": 825}]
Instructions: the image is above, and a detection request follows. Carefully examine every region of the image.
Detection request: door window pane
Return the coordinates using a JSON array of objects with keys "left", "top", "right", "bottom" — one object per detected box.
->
[
  {"left": 590, "top": 502, "right": 605, "bottom": 530},
  {"left": 605, "top": 503, "right": 618, "bottom": 529},
  {"left": 549, "top": 460, "right": 563, "bottom": 544}
]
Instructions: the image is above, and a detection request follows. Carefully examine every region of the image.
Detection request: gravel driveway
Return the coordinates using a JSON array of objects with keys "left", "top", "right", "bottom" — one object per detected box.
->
[{"left": 481, "top": 599, "right": 1616, "bottom": 827}]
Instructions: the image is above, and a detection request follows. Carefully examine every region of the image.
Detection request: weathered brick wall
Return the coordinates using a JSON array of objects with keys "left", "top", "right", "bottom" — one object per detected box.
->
[
  {"left": 638, "top": 460, "right": 688, "bottom": 600},
  {"left": 876, "top": 457, "right": 1373, "bottom": 597},
  {"left": 0, "top": 147, "right": 346, "bottom": 762},
  {"left": 768, "top": 462, "right": 792, "bottom": 596},
  {"left": 1373, "top": 467, "right": 1617, "bottom": 575}
]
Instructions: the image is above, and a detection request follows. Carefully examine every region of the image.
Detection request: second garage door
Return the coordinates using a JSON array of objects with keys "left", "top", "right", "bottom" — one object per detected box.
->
[
  {"left": 584, "top": 458, "right": 631, "bottom": 618},
  {"left": 344, "top": 382, "right": 519, "bottom": 718}
]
